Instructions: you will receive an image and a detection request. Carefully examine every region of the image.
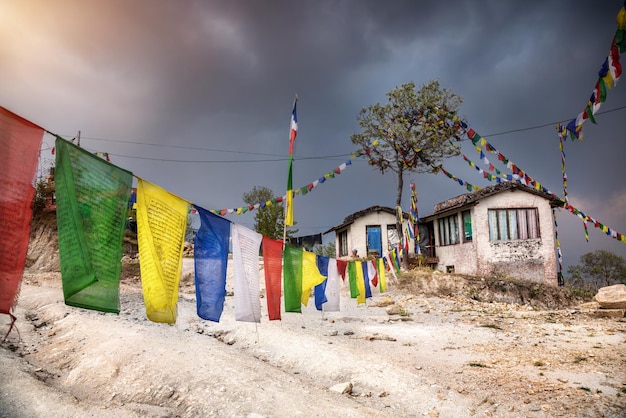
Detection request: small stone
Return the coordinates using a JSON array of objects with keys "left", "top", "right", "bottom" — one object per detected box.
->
[
  {"left": 329, "top": 382, "right": 353, "bottom": 394},
  {"left": 385, "top": 305, "right": 403, "bottom": 315}
]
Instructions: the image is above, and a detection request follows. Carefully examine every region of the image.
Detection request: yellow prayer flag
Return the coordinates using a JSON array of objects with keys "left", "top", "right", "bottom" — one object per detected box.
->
[
  {"left": 136, "top": 179, "right": 189, "bottom": 323},
  {"left": 377, "top": 258, "right": 387, "bottom": 293},
  {"left": 355, "top": 261, "right": 366, "bottom": 305},
  {"left": 301, "top": 250, "right": 326, "bottom": 306}
]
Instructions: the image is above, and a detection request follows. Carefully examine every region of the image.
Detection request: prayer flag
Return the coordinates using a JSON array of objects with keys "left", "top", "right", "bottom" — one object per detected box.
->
[
  {"left": 137, "top": 179, "right": 188, "bottom": 323},
  {"left": 285, "top": 98, "right": 298, "bottom": 226},
  {"left": 232, "top": 224, "right": 263, "bottom": 323},
  {"left": 314, "top": 255, "right": 329, "bottom": 311},
  {"left": 368, "top": 260, "right": 378, "bottom": 288},
  {"left": 336, "top": 259, "right": 348, "bottom": 281},
  {"left": 355, "top": 261, "right": 367, "bottom": 304},
  {"left": 55, "top": 137, "right": 132, "bottom": 314},
  {"left": 376, "top": 258, "right": 387, "bottom": 292},
  {"left": 361, "top": 261, "right": 372, "bottom": 299},
  {"left": 283, "top": 245, "right": 302, "bottom": 312},
  {"left": 301, "top": 249, "right": 325, "bottom": 306},
  {"left": 0, "top": 107, "right": 44, "bottom": 330},
  {"left": 347, "top": 261, "right": 359, "bottom": 298},
  {"left": 322, "top": 259, "right": 341, "bottom": 312},
  {"left": 289, "top": 100, "right": 298, "bottom": 156},
  {"left": 194, "top": 205, "right": 231, "bottom": 322},
  {"left": 262, "top": 236, "right": 283, "bottom": 320}
]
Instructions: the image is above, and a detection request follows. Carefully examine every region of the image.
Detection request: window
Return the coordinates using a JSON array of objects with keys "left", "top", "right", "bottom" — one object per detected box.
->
[
  {"left": 338, "top": 230, "right": 348, "bottom": 256},
  {"left": 488, "top": 208, "right": 539, "bottom": 241},
  {"left": 438, "top": 214, "right": 459, "bottom": 246},
  {"left": 462, "top": 210, "right": 472, "bottom": 242}
]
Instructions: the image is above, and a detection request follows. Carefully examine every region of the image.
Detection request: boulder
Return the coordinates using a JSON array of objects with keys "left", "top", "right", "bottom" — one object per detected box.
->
[{"left": 594, "top": 284, "right": 626, "bottom": 310}]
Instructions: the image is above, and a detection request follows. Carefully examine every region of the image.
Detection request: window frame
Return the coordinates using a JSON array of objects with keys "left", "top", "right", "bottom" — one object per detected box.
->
[
  {"left": 437, "top": 213, "right": 459, "bottom": 246},
  {"left": 338, "top": 230, "right": 348, "bottom": 256},
  {"left": 488, "top": 208, "right": 540, "bottom": 241},
  {"left": 462, "top": 209, "right": 472, "bottom": 242}
]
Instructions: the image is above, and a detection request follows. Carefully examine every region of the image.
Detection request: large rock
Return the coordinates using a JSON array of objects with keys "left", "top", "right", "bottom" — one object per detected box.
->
[{"left": 594, "top": 284, "right": 626, "bottom": 309}]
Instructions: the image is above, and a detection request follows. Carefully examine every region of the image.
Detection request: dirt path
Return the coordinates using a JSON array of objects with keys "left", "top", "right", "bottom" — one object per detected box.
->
[{"left": 1, "top": 269, "right": 625, "bottom": 418}]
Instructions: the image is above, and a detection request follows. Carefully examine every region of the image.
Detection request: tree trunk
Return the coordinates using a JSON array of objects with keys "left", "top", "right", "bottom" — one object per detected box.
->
[{"left": 395, "top": 169, "right": 410, "bottom": 271}]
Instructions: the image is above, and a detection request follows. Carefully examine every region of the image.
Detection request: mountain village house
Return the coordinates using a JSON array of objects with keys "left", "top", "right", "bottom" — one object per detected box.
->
[
  {"left": 326, "top": 182, "right": 562, "bottom": 285},
  {"left": 324, "top": 205, "right": 415, "bottom": 260},
  {"left": 420, "top": 182, "right": 563, "bottom": 285}
]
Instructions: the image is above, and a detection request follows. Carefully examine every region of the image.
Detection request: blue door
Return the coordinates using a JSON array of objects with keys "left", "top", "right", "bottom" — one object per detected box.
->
[{"left": 366, "top": 226, "right": 382, "bottom": 257}]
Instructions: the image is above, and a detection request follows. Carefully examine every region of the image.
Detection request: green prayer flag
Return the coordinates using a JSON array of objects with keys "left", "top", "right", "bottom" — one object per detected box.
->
[
  {"left": 347, "top": 261, "right": 359, "bottom": 298},
  {"left": 55, "top": 137, "right": 133, "bottom": 313},
  {"left": 598, "top": 78, "right": 607, "bottom": 102},
  {"left": 283, "top": 245, "right": 302, "bottom": 313},
  {"left": 586, "top": 104, "right": 597, "bottom": 124}
]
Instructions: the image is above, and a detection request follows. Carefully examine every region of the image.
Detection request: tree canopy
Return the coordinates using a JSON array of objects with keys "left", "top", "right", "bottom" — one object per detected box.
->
[
  {"left": 566, "top": 249, "right": 626, "bottom": 290},
  {"left": 351, "top": 80, "right": 464, "bottom": 185},
  {"left": 242, "top": 186, "right": 297, "bottom": 239},
  {"left": 351, "top": 80, "right": 464, "bottom": 268}
]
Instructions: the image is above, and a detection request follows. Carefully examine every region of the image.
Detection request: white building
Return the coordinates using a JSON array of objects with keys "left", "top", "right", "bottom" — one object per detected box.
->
[
  {"left": 324, "top": 205, "right": 415, "bottom": 260},
  {"left": 420, "top": 182, "right": 562, "bottom": 285}
]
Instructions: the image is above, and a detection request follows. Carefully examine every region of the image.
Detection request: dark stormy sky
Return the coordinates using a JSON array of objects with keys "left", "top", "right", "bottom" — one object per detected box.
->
[{"left": 2, "top": 0, "right": 625, "bottom": 270}]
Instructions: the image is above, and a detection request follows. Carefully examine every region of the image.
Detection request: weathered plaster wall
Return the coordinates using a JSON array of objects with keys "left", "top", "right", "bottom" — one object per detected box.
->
[{"left": 434, "top": 188, "right": 557, "bottom": 285}]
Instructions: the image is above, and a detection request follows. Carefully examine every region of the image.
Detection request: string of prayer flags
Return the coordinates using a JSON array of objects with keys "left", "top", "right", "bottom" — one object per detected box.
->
[
  {"left": 262, "top": 236, "right": 283, "bottom": 320},
  {"left": 55, "top": 137, "right": 132, "bottom": 314},
  {"left": 565, "top": 4, "right": 626, "bottom": 140},
  {"left": 468, "top": 128, "right": 548, "bottom": 190},
  {"left": 553, "top": 209, "right": 564, "bottom": 287},
  {"left": 210, "top": 159, "right": 352, "bottom": 216},
  {"left": 409, "top": 181, "right": 420, "bottom": 255},
  {"left": 0, "top": 106, "right": 44, "bottom": 332},
  {"left": 193, "top": 205, "right": 231, "bottom": 322},
  {"left": 556, "top": 125, "right": 569, "bottom": 202},
  {"left": 467, "top": 125, "right": 626, "bottom": 245},
  {"left": 439, "top": 167, "right": 481, "bottom": 192},
  {"left": 231, "top": 224, "right": 263, "bottom": 323},
  {"left": 137, "top": 178, "right": 189, "bottom": 324}
]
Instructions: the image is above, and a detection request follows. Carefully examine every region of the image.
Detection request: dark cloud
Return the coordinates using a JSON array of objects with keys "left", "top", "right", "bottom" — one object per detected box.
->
[{"left": 1, "top": 0, "right": 625, "bottom": 268}]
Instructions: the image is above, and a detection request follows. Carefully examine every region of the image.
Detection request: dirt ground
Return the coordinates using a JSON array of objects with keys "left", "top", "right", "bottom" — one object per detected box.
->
[
  {"left": 1, "top": 261, "right": 625, "bottom": 418},
  {"left": 1, "top": 214, "right": 625, "bottom": 417}
]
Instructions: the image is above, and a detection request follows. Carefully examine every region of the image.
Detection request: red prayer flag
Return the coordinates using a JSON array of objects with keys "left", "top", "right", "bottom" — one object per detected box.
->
[
  {"left": 262, "top": 236, "right": 283, "bottom": 320},
  {"left": 0, "top": 107, "right": 44, "bottom": 332}
]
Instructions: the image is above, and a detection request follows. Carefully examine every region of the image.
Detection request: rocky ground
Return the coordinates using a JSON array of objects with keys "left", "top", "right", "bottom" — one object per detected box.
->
[
  {"left": 1, "top": 213, "right": 625, "bottom": 417},
  {"left": 1, "top": 262, "right": 625, "bottom": 418}
]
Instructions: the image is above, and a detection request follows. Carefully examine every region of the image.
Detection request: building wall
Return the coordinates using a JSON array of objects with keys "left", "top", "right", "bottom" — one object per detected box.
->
[
  {"left": 336, "top": 211, "right": 414, "bottom": 260},
  {"left": 433, "top": 189, "right": 557, "bottom": 285},
  {"left": 433, "top": 210, "right": 478, "bottom": 274}
]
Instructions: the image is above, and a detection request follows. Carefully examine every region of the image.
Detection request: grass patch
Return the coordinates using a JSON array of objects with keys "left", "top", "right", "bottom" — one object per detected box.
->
[
  {"left": 533, "top": 360, "right": 545, "bottom": 367},
  {"left": 573, "top": 356, "right": 587, "bottom": 364},
  {"left": 578, "top": 386, "right": 591, "bottom": 392}
]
